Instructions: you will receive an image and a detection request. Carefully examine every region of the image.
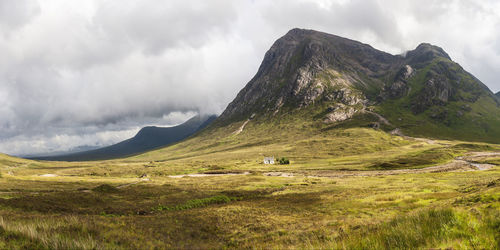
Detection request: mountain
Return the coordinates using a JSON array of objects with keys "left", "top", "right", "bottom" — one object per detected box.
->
[
  {"left": 216, "top": 28, "right": 500, "bottom": 143},
  {"left": 23, "top": 145, "right": 101, "bottom": 158},
  {"left": 496, "top": 91, "right": 500, "bottom": 98},
  {"left": 34, "top": 115, "right": 217, "bottom": 161}
]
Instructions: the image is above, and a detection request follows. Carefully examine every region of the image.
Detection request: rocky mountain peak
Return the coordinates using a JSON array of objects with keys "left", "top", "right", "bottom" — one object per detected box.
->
[
  {"left": 216, "top": 29, "right": 499, "bottom": 141},
  {"left": 405, "top": 43, "right": 451, "bottom": 64},
  {"left": 218, "top": 29, "right": 399, "bottom": 123}
]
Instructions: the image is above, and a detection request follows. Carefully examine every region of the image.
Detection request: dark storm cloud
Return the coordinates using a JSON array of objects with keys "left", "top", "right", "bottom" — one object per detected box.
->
[{"left": 0, "top": 0, "right": 499, "bottom": 155}]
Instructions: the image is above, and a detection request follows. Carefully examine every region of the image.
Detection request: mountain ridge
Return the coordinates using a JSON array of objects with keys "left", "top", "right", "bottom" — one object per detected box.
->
[
  {"left": 214, "top": 28, "right": 500, "bottom": 143},
  {"left": 33, "top": 114, "right": 216, "bottom": 161}
]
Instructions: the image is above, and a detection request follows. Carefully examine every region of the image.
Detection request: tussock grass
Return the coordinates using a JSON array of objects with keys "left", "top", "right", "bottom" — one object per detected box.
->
[
  {"left": 335, "top": 209, "right": 456, "bottom": 249},
  {"left": 0, "top": 216, "right": 99, "bottom": 249}
]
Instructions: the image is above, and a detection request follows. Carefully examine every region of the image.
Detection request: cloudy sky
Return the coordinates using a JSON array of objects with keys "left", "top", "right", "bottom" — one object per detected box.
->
[{"left": 0, "top": 0, "right": 499, "bottom": 156}]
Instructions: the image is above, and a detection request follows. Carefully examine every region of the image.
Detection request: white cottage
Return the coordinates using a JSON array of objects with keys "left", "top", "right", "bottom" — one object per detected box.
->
[{"left": 263, "top": 157, "right": 275, "bottom": 164}]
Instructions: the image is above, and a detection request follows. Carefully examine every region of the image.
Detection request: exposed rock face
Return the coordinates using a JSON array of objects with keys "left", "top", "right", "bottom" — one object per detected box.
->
[
  {"left": 380, "top": 65, "right": 415, "bottom": 99},
  {"left": 217, "top": 28, "right": 499, "bottom": 130},
  {"left": 324, "top": 104, "right": 357, "bottom": 123},
  {"left": 411, "top": 72, "right": 453, "bottom": 113},
  {"left": 496, "top": 91, "right": 500, "bottom": 98}
]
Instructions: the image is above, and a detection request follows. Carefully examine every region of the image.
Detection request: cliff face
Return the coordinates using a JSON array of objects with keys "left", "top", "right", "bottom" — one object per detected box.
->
[{"left": 215, "top": 28, "right": 500, "bottom": 142}]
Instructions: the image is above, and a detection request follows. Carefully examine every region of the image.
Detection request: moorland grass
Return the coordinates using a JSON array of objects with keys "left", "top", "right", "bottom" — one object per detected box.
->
[
  {"left": 0, "top": 116, "right": 498, "bottom": 248},
  {"left": 0, "top": 163, "right": 497, "bottom": 248}
]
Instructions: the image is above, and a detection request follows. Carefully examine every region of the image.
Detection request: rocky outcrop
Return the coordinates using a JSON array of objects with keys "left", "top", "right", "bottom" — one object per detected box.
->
[
  {"left": 411, "top": 72, "right": 453, "bottom": 113},
  {"left": 380, "top": 65, "right": 415, "bottom": 99},
  {"left": 324, "top": 104, "right": 357, "bottom": 123}
]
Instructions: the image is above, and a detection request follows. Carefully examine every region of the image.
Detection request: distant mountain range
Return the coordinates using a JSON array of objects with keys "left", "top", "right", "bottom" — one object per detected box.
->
[
  {"left": 33, "top": 115, "right": 216, "bottom": 161},
  {"left": 215, "top": 28, "right": 500, "bottom": 143}
]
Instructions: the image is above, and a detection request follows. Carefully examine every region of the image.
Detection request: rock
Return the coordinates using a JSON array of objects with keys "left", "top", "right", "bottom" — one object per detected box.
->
[
  {"left": 380, "top": 65, "right": 415, "bottom": 99},
  {"left": 324, "top": 104, "right": 357, "bottom": 123},
  {"left": 411, "top": 73, "right": 453, "bottom": 114}
]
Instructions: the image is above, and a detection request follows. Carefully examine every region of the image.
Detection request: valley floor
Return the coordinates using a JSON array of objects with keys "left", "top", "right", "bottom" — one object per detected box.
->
[{"left": 0, "top": 129, "right": 499, "bottom": 249}]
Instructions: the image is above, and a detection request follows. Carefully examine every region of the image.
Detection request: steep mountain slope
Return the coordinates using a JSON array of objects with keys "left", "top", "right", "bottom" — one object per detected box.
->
[
  {"left": 496, "top": 91, "right": 500, "bottom": 98},
  {"left": 215, "top": 28, "right": 500, "bottom": 143},
  {"left": 34, "top": 115, "right": 216, "bottom": 161}
]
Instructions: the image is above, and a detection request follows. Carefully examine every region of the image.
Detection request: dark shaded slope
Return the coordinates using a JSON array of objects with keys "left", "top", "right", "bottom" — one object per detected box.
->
[{"left": 34, "top": 115, "right": 216, "bottom": 161}]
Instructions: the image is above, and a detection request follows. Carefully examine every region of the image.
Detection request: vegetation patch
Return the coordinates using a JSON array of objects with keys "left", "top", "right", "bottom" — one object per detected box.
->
[
  {"left": 91, "top": 184, "right": 119, "bottom": 193},
  {"left": 277, "top": 157, "right": 290, "bottom": 165},
  {"left": 155, "top": 195, "right": 238, "bottom": 211}
]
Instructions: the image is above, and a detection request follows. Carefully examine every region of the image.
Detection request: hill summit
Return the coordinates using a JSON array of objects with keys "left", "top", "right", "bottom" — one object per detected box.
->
[{"left": 216, "top": 28, "right": 500, "bottom": 142}]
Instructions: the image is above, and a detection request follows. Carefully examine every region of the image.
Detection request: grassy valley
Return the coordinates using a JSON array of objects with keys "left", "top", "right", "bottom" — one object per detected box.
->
[{"left": 0, "top": 113, "right": 499, "bottom": 249}]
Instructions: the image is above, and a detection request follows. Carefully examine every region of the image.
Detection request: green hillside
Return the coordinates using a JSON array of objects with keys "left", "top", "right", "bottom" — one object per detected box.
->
[{"left": 377, "top": 57, "right": 500, "bottom": 142}]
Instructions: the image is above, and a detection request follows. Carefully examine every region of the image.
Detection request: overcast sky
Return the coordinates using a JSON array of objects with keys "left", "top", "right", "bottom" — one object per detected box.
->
[{"left": 0, "top": 0, "right": 499, "bottom": 156}]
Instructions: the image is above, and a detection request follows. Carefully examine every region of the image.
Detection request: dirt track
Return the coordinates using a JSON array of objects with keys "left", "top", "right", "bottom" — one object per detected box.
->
[{"left": 264, "top": 152, "right": 499, "bottom": 178}]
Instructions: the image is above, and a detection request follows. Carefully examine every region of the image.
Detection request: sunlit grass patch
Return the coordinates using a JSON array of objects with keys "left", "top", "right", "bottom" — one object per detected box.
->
[
  {"left": 321, "top": 207, "right": 499, "bottom": 249},
  {"left": 0, "top": 216, "right": 98, "bottom": 250}
]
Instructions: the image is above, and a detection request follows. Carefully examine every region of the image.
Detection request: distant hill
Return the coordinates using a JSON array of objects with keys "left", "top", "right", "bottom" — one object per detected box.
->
[
  {"left": 34, "top": 115, "right": 216, "bottom": 161},
  {"left": 215, "top": 28, "right": 500, "bottom": 143}
]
